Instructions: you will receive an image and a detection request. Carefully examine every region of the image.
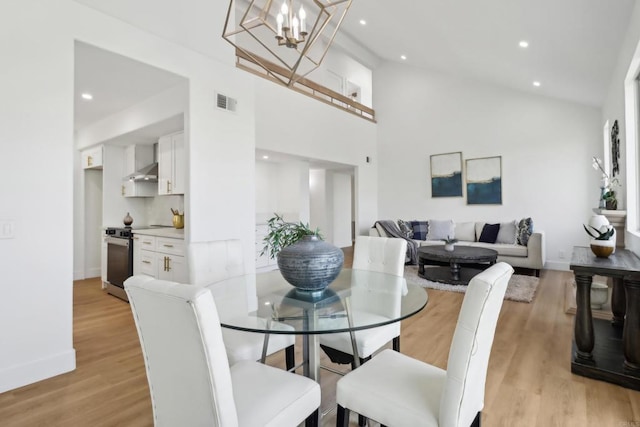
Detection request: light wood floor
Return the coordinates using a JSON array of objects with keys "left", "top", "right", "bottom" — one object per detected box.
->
[{"left": 1, "top": 251, "right": 639, "bottom": 426}]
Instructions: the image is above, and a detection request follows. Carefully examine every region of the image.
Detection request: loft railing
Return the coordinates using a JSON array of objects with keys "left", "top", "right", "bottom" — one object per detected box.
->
[{"left": 235, "top": 49, "right": 376, "bottom": 123}]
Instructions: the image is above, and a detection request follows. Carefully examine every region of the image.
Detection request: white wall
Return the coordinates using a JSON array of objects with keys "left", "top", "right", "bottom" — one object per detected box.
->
[
  {"left": 254, "top": 78, "right": 378, "bottom": 236},
  {"left": 375, "top": 62, "right": 602, "bottom": 270},
  {"left": 84, "top": 169, "right": 103, "bottom": 278},
  {"left": 310, "top": 169, "right": 328, "bottom": 237},
  {"left": 256, "top": 160, "right": 310, "bottom": 224},
  {"left": 332, "top": 172, "right": 353, "bottom": 248},
  {"left": 603, "top": 2, "right": 640, "bottom": 256},
  {"left": 0, "top": 0, "right": 76, "bottom": 393}
]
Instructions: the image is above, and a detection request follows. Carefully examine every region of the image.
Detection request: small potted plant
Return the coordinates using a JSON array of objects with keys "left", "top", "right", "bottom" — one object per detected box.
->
[
  {"left": 441, "top": 236, "right": 458, "bottom": 252},
  {"left": 583, "top": 223, "right": 615, "bottom": 258},
  {"left": 262, "top": 213, "right": 344, "bottom": 292}
]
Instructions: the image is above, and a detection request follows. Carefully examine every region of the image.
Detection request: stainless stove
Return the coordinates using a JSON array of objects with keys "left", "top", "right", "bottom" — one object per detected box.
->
[{"left": 104, "top": 227, "right": 134, "bottom": 301}]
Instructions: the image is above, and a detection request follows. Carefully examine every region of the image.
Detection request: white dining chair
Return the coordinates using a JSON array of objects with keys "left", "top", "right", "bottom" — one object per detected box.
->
[
  {"left": 188, "top": 239, "right": 296, "bottom": 370},
  {"left": 335, "top": 262, "right": 514, "bottom": 427},
  {"left": 320, "top": 235, "right": 408, "bottom": 367},
  {"left": 124, "top": 276, "right": 320, "bottom": 426}
]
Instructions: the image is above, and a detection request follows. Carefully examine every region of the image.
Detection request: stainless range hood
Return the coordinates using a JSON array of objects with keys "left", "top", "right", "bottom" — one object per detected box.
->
[
  {"left": 123, "top": 144, "right": 159, "bottom": 182},
  {"left": 125, "top": 162, "right": 158, "bottom": 182}
]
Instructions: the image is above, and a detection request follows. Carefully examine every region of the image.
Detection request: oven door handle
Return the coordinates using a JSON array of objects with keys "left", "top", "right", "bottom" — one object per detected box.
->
[{"left": 106, "top": 237, "right": 130, "bottom": 247}]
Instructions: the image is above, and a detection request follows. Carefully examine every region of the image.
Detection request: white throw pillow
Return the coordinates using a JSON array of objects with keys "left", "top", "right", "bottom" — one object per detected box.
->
[
  {"left": 454, "top": 222, "right": 476, "bottom": 242},
  {"left": 496, "top": 220, "right": 518, "bottom": 244},
  {"left": 426, "top": 219, "right": 455, "bottom": 241}
]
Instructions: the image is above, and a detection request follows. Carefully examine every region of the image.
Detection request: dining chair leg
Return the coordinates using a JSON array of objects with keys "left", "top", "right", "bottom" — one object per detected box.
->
[
  {"left": 471, "top": 411, "right": 481, "bottom": 427},
  {"left": 392, "top": 335, "right": 400, "bottom": 352},
  {"left": 305, "top": 409, "right": 319, "bottom": 427},
  {"left": 285, "top": 344, "right": 295, "bottom": 371},
  {"left": 336, "top": 405, "right": 350, "bottom": 427}
]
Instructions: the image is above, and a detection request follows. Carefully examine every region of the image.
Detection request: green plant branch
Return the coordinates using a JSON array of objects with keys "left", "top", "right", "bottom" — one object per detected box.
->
[{"left": 261, "top": 213, "right": 322, "bottom": 259}]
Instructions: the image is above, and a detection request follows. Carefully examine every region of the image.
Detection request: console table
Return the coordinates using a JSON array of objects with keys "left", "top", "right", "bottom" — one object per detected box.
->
[{"left": 569, "top": 246, "right": 640, "bottom": 390}]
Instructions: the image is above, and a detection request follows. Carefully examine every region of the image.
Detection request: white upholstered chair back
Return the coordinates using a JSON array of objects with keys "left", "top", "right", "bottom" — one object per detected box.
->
[
  {"left": 125, "top": 276, "right": 239, "bottom": 426},
  {"left": 439, "top": 262, "right": 513, "bottom": 426},
  {"left": 352, "top": 235, "right": 407, "bottom": 277},
  {"left": 189, "top": 239, "right": 245, "bottom": 285},
  {"left": 188, "top": 240, "right": 248, "bottom": 319}
]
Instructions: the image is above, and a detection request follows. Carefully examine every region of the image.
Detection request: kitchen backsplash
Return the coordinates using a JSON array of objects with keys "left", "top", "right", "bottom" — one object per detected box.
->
[{"left": 146, "top": 195, "right": 184, "bottom": 226}]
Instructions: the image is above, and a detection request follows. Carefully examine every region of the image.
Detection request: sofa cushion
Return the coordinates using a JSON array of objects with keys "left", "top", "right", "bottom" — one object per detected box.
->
[
  {"left": 479, "top": 223, "right": 500, "bottom": 243},
  {"left": 454, "top": 222, "right": 476, "bottom": 242},
  {"left": 397, "top": 219, "right": 414, "bottom": 239},
  {"left": 517, "top": 217, "right": 534, "bottom": 246},
  {"left": 408, "top": 220, "right": 428, "bottom": 240},
  {"left": 470, "top": 242, "right": 528, "bottom": 257},
  {"left": 426, "top": 219, "right": 454, "bottom": 241},
  {"left": 496, "top": 221, "right": 517, "bottom": 244}
]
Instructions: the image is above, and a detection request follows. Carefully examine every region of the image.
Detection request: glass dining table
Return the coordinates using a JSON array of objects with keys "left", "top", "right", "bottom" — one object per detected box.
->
[{"left": 213, "top": 268, "right": 429, "bottom": 384}]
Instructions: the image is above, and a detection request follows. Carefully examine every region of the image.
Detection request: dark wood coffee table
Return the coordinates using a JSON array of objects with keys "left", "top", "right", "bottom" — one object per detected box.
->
[{"left": 418, "top": 245, "right": 498, "bottom": 285}]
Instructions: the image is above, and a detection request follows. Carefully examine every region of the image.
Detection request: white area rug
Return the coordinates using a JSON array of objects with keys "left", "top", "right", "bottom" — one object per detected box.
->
[{"left": 404, "top": 265, "right": 539, "bottom": 303}]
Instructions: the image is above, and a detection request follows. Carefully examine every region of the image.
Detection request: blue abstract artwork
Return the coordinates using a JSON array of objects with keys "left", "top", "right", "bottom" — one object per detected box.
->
[
  {"left": 431, "top": 152, "right": 463, "bottom": 197},
  {"left": 466, "top": 156, "right": 502, "bottom": 205}
]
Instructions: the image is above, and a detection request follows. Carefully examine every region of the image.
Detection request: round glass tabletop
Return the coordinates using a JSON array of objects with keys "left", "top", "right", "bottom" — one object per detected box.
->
[{"left": 214, "top": 269, "right": 429, "bottom": 335}]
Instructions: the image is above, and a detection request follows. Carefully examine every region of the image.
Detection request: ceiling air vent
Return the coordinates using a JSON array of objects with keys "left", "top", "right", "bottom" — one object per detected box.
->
[{"left": 216, "top": 92, "right": 237, "bottom": 112}]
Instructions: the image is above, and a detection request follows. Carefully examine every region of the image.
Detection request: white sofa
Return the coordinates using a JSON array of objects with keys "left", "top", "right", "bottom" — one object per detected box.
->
[{"left": 370, "top": 220, "right": 545, "bottom": 276}]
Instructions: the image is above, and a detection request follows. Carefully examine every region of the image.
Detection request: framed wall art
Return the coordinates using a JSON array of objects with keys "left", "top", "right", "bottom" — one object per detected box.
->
[
  {"left": 466, "top": 156, "right": 502, "bottom": 205},
  {"left": 430, "top": 152, "right": 463, "bottom": 197}
]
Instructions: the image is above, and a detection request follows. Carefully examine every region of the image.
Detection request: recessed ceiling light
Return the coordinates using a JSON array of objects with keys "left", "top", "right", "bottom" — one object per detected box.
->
[
  {"left": 533, "top": 81, "right": 541, "bottom": 87},
  {"left": 81, "top": 93, "right": 93, "bottom": 100},
  {"left": 400, "top": 55, "right": 407, "bottom": 60},
  {"left": 262, "top": 155, "right": 269, "bottom": 159},
  {"left": 519, "top": 40, "right": 529, "bottom": 48},
  {"left": 359, "top": 19, "right": 366, "bottom": 25}
]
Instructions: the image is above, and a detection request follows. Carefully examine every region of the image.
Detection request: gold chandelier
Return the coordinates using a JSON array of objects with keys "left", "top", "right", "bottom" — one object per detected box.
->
[{"left": 223, "top": 0, "right": 353, "bottom": 87}]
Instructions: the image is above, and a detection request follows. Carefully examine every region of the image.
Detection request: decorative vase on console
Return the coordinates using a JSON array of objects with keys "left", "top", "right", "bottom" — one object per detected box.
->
[
  {"left": 584, "top": 214, "right": 616, "bottom": 258},
  {"left": 592, "top": 156, "right": 620, "bottom": 211}
]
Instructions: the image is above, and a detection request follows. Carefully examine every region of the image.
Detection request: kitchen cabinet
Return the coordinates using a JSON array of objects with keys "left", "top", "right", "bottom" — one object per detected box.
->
[
  {"left": 81, "top": 145, "right": 103, "bottom": 170},
  {"left": 133, "top": 234, "right": 187, "bottom": 282},
  {"left": 122, "top": 145, "right": 156, "bottom": 197},
  {"left": 158, "top": 131, "right": 185, "bottom": 195}
]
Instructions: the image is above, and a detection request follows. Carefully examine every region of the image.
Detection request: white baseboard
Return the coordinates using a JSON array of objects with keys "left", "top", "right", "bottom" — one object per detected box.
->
[
  {"left": 73, "top": 268, "right": 101, "bottom": 281},
  {"left": 0, "top": 349, "right": 76, "bottom": 394},
  {"left": 544, "top": 260, "right": 570, "bottom": 271}
]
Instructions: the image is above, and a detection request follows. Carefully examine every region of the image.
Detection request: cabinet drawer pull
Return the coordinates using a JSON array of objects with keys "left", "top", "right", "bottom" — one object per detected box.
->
[
  {"left": 143, "top": 242, "right": 152, "bottom": 245},
  {"left": 166, "top": 257, "right": 171, "bottom": 272},
  {"left": 121, "top": 185, "right": 125, "bottom": 196},
  {"left": 87, "top": 155, "right": 93, "bottom": 167},
  {"left": 163, "top": 244, "right": 174, "bottom": 248},
  {"left": 142, "top": 260, "right": 151, "bottom": 264}
]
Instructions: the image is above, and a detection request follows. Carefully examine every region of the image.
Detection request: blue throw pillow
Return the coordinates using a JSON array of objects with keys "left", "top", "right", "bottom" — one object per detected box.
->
[
  {"left": 409, "top": 220, "right": 428, "bottom": 240},
  {"left": 479, "top": 223, "right": 500, "bottom": 244}
]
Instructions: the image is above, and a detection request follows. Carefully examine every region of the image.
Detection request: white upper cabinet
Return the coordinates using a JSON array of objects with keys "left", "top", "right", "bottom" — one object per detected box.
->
[
  {"left": 81, "top": 145, "right": 103, "bottom": 170},
  {"left": 158, "top": 131, "right": 185, "bottom": 195}
]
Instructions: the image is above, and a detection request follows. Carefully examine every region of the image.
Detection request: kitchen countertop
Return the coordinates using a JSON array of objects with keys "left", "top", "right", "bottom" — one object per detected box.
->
[{"left": 133, "top": 228, "right": 185, "bottom": 239}]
